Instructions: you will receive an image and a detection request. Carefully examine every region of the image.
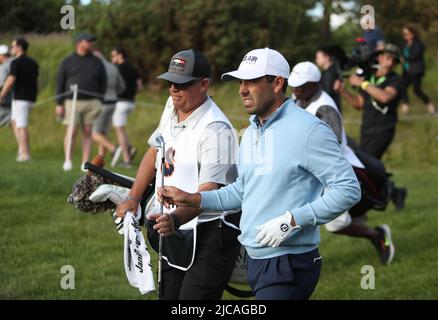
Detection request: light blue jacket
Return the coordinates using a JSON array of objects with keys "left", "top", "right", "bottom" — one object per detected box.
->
[{"left": 200, "top": 99, "right": 361, "bottom": 259}]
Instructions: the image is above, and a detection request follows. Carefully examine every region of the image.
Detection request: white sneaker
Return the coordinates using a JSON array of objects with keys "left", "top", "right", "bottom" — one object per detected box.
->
[
  {"left": 16, "top": 155, "right": 31, "bottom": 162},
  {"left": 63, "top": 160, "right": 73, "bottom": 171}
]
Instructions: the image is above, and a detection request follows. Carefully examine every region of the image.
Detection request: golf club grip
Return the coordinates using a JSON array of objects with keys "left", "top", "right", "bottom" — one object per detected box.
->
[{"left": 83, "top": 162, "right": 134, "bottom": 188}]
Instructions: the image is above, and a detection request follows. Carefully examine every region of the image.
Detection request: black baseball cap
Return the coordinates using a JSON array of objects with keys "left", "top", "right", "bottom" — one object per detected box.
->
[
  {"left": 74, "top": 32, "right": 97, "bottom": 43},
  {"left": 157, "top": 49, "right": 211, "bottom": 84},
  {"left": 375, "top": 43, "right": 401, "bottom": 63}
]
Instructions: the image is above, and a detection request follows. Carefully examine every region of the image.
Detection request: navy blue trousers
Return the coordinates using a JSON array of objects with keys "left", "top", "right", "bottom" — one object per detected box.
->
[{"left": 247, "top": 248, "right": 322, "bottom": 300}]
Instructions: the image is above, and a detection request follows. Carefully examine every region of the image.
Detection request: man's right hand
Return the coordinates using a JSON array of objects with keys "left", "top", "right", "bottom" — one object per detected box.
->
[
  {"left": 157, "top": 186, "right": 201, "bottom": 209},
  {"left": 55, "top": 105, "right": 65, "bottom": 120},
  {"left": 116, "top": 199, "right": 139, "bottom": 218}
]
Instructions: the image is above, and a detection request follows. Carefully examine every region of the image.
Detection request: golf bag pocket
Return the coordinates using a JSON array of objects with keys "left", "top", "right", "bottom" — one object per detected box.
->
[{"left": 146, "top": 219, "right": 196, "bottom": 271}]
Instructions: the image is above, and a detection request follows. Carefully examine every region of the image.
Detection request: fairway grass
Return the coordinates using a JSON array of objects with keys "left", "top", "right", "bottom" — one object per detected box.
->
[{"left": 1, "top": 33, "right": 437, "bottom": 300}]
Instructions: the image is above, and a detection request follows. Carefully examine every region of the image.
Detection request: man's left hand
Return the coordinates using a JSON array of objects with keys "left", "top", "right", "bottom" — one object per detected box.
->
[
  {"left": 255, "top": 211, "right": 299, "bottom": 248},
  {"left": 148, "top": 212, "right": 175, "bottom": 237}
]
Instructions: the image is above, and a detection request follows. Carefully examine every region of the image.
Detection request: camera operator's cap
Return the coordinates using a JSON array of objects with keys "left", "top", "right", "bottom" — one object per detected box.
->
[
  {"left": 375, "top": 43, "right": 401, "bottom": 63},
  {"left": 157, "top": 49, "right": 211, "bottom": 84},
  {"left": 74, "top": 32, "right": 97, "bottom": 43},
  {"left": 0, "top": 45, "right": 9, "bottom": 55},
  {"left": 288, "top": 61, "right": 321, "bottom": 87},
  {"left": 221, "top": 48, "right": 290, "bottom": 81}
]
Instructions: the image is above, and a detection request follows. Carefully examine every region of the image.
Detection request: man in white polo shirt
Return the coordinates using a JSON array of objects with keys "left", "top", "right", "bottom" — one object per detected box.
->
[{"left": 116, "top": 49, "right": 240, "bottom": 300}]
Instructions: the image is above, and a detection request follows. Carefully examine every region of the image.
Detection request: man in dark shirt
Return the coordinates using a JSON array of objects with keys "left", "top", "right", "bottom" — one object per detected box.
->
[
  {"left": 0, "top": 38, "right": 38, "bottom": 162},
  {"left": 109, "top": 47, "right": 142, "bottom": 168},
  {"left": 341, "top": 43, "right": 402, "bottom": 160},
  {"left": 55, "top": 32, "right": 107, "bottom": 172},
  {"left": 315, "top": 47, "right": 343, "bottom": 113},
  {"left": 341, "top": 43, "right": 407, "bottom": 210}
]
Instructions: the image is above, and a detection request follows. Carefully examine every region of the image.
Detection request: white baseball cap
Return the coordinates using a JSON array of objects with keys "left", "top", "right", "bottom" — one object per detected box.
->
[
  {"left": 222, "top": 47, "right": 290, "bottom": 81},
  {"left": 0, "top": 45, "right": 9, "bottom": 55},
  {"left": 288, "top": 61, "right": 321, "bottom": 87}
]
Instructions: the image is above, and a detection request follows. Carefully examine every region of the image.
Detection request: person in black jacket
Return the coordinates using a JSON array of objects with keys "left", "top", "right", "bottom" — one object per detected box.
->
[{"left": 400, "top": 25, "right": 436, "bottom": 114}]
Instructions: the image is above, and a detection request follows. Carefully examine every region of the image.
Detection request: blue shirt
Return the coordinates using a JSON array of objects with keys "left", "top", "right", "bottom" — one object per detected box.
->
[{"left": 200, "top": 99, "right": 361, "bottom": 259}]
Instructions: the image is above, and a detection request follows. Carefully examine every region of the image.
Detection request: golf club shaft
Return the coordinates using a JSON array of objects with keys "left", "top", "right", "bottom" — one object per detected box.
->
[
  {"left": 65, "top": 84, "right": 78, "bottom": 162},
  {"left": 157, "top": 144, "right": 165, "bottom": 300}
]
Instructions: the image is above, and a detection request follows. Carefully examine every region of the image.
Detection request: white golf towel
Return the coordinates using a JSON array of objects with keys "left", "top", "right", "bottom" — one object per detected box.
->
[{"left": 123, "top": 209, "right": 155, "bottom": 295}]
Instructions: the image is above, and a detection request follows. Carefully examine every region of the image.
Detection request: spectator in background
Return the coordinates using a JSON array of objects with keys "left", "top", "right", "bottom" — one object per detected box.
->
[
  {"left": 0, "top": 45, "right": 13, "bottom": 127},
  {"left": 341, "top": 44, "right": 402, "bottom": 160},
  {"left": 110, "top": 47, "right": 143, "bottom": 168},
  {"left": 315, "top": 47, "right": 343, "bottom": 113},
  {"left": 363, "top": 26, "right": 385, "bottom": 52},
  {"left": 400, "top": 24, "right": 436, "bottom": 115},
  {"left": 56, "top": 32, "right": 107, "bottom": 172},
  {"left": 92, "top": 49, "right": 126, "bottom": 158},
  {"left": 0, "top": 38, "right": 39, "bottom": 162}
]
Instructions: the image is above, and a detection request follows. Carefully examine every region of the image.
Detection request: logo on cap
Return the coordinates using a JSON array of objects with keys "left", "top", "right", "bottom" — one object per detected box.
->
[
  {"left": 242, "top": 55, "right": 258, "bottom": 64},
  {"left": 169, "top": 57, "right": 187, "bottom": 73}
]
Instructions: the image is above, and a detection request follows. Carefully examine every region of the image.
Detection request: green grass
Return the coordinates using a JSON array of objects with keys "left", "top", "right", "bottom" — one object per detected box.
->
[{"left": 1, "top": 33, "right": 438, "bottom": 300}]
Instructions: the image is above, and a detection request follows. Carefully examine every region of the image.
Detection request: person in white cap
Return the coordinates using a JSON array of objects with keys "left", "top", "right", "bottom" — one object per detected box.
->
[
  {"left": 116, "top": 49, "right": 240, "bottom": 300},
  {"left": 0, "top": 45, "right": 13, "bottom": 127},
  {"left": 156, "top": 48, "right": 361, "bottom": 300},
  {"left": 289, "top": 61, "right": 396, "bottom": 265}
]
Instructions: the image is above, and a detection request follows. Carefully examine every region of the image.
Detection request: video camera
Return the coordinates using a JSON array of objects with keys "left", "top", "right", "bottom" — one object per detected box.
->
[{"left": 322, "top": 38, "right": 378, "bottom": 78}]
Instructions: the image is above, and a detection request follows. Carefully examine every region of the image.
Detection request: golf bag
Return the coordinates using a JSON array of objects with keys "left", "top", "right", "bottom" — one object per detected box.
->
[{"left": 349, "top": 148, "right": 394, "bottom": 218}]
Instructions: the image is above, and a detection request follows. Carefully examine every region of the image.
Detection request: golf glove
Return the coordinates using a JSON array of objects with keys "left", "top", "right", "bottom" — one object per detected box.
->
[{"left": 255, "top": 211, "right": 300, "bottom": 248}]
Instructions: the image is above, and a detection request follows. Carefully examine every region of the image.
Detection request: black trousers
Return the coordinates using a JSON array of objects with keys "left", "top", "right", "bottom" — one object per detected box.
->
[
  {"left": 360, "top": 129, "right": 395, "bottom": 160},
  {"left": 160, "top": 219, "right": 240, "bottom": 300},
  {"left": 401, "top": 72, "right": 430, "bottom": 104}
]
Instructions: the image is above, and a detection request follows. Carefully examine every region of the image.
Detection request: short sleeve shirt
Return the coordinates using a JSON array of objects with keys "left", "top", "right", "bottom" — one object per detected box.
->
[{"left": 360, "top": 71, "right": 401, "bottom": 135}]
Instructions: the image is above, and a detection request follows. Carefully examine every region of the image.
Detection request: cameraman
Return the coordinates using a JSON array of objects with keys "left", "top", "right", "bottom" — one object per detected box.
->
[{"left": 341, "top": 43, "right": 402, "bottom": 160}]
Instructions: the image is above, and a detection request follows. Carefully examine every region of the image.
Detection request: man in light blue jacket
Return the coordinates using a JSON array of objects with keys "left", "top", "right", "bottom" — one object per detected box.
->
[{"left": 156, "top": 48, "right": 361, "bottom": 300}]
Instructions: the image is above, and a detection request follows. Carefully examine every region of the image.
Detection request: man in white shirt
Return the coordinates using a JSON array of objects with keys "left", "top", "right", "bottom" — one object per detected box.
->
[{"left": 116, "top": 49, "right": 240, "bottom": 300}]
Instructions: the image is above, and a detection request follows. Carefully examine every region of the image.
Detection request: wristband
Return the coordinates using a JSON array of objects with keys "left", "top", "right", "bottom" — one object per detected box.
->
[{"left": 360, "top": 81, "right": 370, "bottom": 90}]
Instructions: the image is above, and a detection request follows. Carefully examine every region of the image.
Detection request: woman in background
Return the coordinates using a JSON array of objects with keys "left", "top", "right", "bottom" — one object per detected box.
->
[{"left": 400, "top": 25, "right": 436, "bottom": 114}]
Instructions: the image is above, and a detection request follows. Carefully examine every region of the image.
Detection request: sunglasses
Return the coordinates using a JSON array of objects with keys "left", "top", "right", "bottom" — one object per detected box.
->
[{"left": 168, "top": 79, "right": 201, "bottom": 90}]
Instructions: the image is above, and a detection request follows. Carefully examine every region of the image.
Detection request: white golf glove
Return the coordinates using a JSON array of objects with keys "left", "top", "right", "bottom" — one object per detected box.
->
[{"left": 255, "top": 211, "right": 300, "bottom": 248}]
